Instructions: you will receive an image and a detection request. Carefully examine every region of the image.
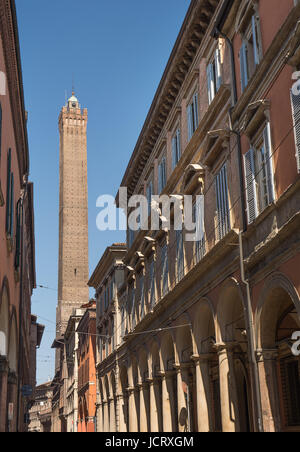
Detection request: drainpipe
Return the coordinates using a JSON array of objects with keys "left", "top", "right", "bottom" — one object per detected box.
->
[{"left": 212, "top": 26, "right": 263, "bottom": 432}]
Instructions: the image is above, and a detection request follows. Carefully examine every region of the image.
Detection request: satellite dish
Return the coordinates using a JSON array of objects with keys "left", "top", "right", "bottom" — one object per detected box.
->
[{"left": 0, "top": 331, "right": 6, "bottom": 356}]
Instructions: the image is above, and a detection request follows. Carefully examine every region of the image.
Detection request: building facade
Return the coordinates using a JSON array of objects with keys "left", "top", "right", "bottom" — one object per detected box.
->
[
  {"left": 88, "top": 243, "right": 127, "bottom": 433},
  {"left": 77, "top": 301, "right": 96, "bottom": 433},
  {"left": 96, "top": 0, "right": 300, "bottom": 433},
  {"left": 28, "top": 382, "right": 53, "bottom": 433},
  {"left": 0, "top": 0, "right": 40, "bottom": 432}
]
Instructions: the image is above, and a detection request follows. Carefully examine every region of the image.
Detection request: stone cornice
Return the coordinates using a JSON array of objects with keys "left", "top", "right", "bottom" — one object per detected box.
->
[{"left": 116, "top": 0, "right": 220, "bottom": 202}]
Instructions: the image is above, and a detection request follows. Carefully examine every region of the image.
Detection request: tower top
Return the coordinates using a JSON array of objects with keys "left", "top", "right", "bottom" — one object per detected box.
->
[{"left": 67, "top": 91, "right": 79, "bottom": 109}]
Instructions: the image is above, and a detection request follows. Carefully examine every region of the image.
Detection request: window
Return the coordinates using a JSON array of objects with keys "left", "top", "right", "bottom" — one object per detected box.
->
[
  {"left": 161, "top": 243, "right": 169, "bottom": 297},
  {"left": 244, "top": 123, "right": 275, "bottom": 224},
  {"left": 6, "top": 149, "right": 14, "bottom": 238},
  {"left": 172, "top": 128, "right": 181, "bottom": 170},
  {"left": 193, "top": 198, "right": 206, "bottom": 263},
  {"left": 158, "top": 155, "right": 167, "bottom": 193},
  {"left": 129, "top": 284, "right": 136, "bottom": 330},
  {"left": 187, "top": 92, "right": 199, "bottom": 141},
  {"left": 176, "top": 229, "right": 184, "bottom": 282},
  {"left": 239, "top": 14, "right": 262, "bottom": 92},
  {"left": 215, "top": 164, "right": 231, "bottom": 240},
  {"left": 207, "top": 48, "right": 222, "bottom": 104},
  {"left": 146, "top": 179, "right": 153, "bottom": 217},
  {"left": 111, "top": 318, "right": 115, "bottom": 351},
  {"left": 139, "top": 273, "right": 145, "bottom": 319},
  {"left": 15, "top": 199, "right": 21, "bottom": 269},
  {"left": 121, "top": 306, "right": 125, "bottom": 338},
  {"left": 291, "top": 89, "right": 300, "bottom": 172},
  {"left": 148, "top": 259, "right": 156, "bottom": 310}
]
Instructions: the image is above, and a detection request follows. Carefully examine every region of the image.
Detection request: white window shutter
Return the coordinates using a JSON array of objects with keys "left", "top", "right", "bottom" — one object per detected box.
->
[
  {"left": 252, "top": 15, "right": 260, "bottom": 66},
  {"left": 215, "top": 48, "right": 222, "bottom": 91},
  {"left": 172, "top": 136, "right": 177, "bottom": 170},
  {"left": 263, "top": 123, "right": 275, "bottom": 204},
  {"left": 193, "top": 92, "right": 199, "bottom": 128},
  {"left": 207, "top": 64, "right": 215, "bottom": 104},
  {"left": 158, "top": 162, "right": 162, "bottom": 194},
  {"left": 187, "top": 104, "right": 193, "bottom": 140},
  {"left": 291, "top": 89, "right": 300, "bottom": 172},
  {"left": 240, "top": 42, "right": 248, "bottom": 93},
  {"left": 176, "top": 128, "right": 181, "bottom": 161},
  {"left": 244, "top": 148, "right": 259, "bottom": 224}
]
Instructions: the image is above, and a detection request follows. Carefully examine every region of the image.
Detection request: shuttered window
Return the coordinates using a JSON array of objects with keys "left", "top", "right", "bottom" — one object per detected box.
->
[
  {"left": 187, "top": 92, "right": 199, "bottom": 141},
  {"left": 244, "top": 123, "right": 275, "bottom": 223},
  {"left": 6, "top": 149, "right": 12, "bottom": 235},
  {"left": 172, "top": 128, "right": 181, "bottom": 170},
  {"left": 176, "top": 229, "right": 184, "bottom": 282},
  {"left": 146, "top": 180, "right": 153, "bottom": 217},
  {"left": 139, "top": 273, "right": 145, "bottom": 319},
  {"left": 239, "top": 14, "right": 262, "bottom": 93},
  {"left": 193, "top": 198, "right": 206, "bottom": 263},
  {"left": 149, "top": 259, "right": 156, "bottom": 310},
  {"left": 15, "top": 199, "right": 21, "bottom": 269},
  {"left": 161, "top": 243, "right": 169, "bottom": 297},
  {"left": 207, "top": 48, "right": 222, "bottom": 105},
  {"left": 158, "top": 156, "right": 167, "bottom": 193},
  {"left": 121, "top": 306, "right": 125, "bottom": 338},
  {"left": 244, "top": 148, "right": 259, "bottom": 224},
  {"left": 291, "top": 89, "right": 300, "bottom": 172},
  {"left": 215, "top": 164, "right": 231, "bottom": 241}
]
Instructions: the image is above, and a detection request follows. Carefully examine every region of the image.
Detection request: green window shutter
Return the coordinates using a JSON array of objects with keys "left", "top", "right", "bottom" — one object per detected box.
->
[
  {"left": 9, "top": 173, "right": 14, "bottom": 237},
  {"left": 6, "top": 149, "right": 11, "bottom": 233},
  {"left": 263, "top": 123, "right": 275, "bottom": 204}
]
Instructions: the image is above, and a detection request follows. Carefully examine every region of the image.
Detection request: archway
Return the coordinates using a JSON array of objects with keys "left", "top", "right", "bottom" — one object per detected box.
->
[
  {"left": 217, "top": 281, "right": 252, "bottom": 432},
  {"left": 161, "top": 332, "right": 177, "bottom": 431},
  {"left": 175, "top": 316, "right": 195, "bottom": 432},
  {"left": 119, "top": 364, "right": 129, "bottom": 432},
  {"left": 256, "top": 278, "right": 300, "bottom": 432},
  {"left": 193, "top": 299, "right": 220, "bottom": 432}
]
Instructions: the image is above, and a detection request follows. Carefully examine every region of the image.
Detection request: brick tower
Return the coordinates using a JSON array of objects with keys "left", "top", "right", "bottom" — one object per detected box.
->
[{"left": 56, "top": 93, "right": 89, "bottom": 345}]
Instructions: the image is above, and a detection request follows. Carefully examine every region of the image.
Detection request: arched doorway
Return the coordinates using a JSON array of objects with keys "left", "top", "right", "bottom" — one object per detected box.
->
[{"left": 257, "top": 279, "right": 300, "bottom": 432}]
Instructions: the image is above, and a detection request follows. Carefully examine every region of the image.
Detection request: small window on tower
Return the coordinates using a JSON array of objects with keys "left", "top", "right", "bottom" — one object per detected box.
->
[{"left": 72, "top": 102, "right": 76, "bottom": 108}]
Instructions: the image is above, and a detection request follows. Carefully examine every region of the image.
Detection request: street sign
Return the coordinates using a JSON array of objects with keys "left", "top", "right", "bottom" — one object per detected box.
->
[
  {"left": 21, "top": 385, "right": 33, "bottom": 397},
  {"left": 8, "top": 403, "right": 13, "bottom": 421}
]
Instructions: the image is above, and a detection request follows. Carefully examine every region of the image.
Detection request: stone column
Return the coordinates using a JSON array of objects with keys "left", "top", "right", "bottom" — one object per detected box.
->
[
  {"left": 159, "top": 372, "right": 173, "bottom": 432},
  {"left": 127, "top": 387, "right": 138, "bottom": 432},
  {"left": 109, "top": 398, "right": 116, "bottom": 432},
  {"left": 174, "top": 364, "right": 188, "bottom": 433},
  {"left": 117, "top": 393, "right": 127, "bottom": 432},
  {"left": 138, "top": 383, "right": 148, "bottom": 432},
  {"left": 0, "top": 357, "right": 8, "bottom": 432},
  {"left": 192, "top": 354, "right": 213, "bottom": 432},
  {"left": 96, "top": 403, "right": 102, "bottom": 432},
  {"left": 256, "top": 349, "right": 280, "bottom": 432},
  {"left": 148, "top": 378, "right": 159, "bottom": 432},
  {"left": 103, "top": 399, "right": 109, "bottom": 432},
  {"left": 217, "top": 343, "right": 239, "bottom": 432}
]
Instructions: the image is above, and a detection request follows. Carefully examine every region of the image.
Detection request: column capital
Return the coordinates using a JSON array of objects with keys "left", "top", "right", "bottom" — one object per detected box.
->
[
  {"left": 191, "top": 353, "right": 216, "bottom": 363},
  {"left": 126, "top": 386, "right": 135, "bottom": 394},
  {"left": 214, "top": 342, "right": 236, "bottom": 355},
  {"left": 256, "top": 348, "right": 279, "bottom": 362}
]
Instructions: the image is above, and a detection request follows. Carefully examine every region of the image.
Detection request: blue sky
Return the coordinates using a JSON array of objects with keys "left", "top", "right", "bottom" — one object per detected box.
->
[{"left": 16, "top": 0, "right": 190, "bottom": 384}]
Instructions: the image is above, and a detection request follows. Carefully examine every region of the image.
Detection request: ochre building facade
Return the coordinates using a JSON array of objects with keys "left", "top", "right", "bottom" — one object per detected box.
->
[{"left": 94, "top": 0, "right": 300, "bottom": 433}]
